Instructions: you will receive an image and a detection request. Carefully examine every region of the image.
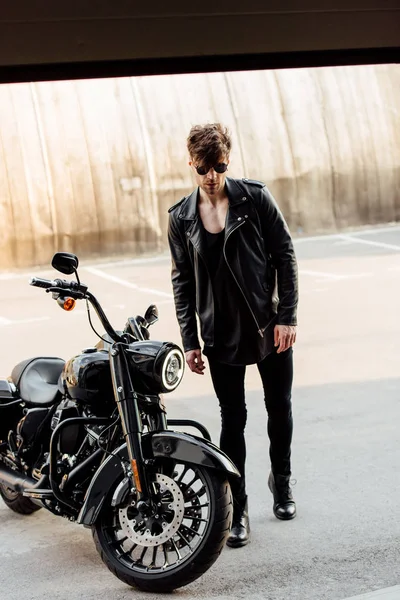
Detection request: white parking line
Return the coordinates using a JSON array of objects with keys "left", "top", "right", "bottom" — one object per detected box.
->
[
  {"left": 1, "top": 225, "right": 400, "bottom": 281},
  {"left": 0, "top": 269, "right": 54, "bottom": 281},
  {"left": 300, "top": 269, "right": 373, "bottom": 281},
  {"left": 84, "top": 267, "right": 173, "bottom": 299},
  {"left": 293, "top": 224, "right": 400, "bottom": 244},
  {"left": 154, "top": 299, "right": 174, "bottom": 306},
  {"left": 338, "top": 234, "right": 400, "bottom": 252},
  {"left": 0, "top": 316, "right": 51, "bottom": 327},
  {"left": 342, "top": 585, "right": 400, "bottom": 600},
  {"left": 299, "top": 269, "right": 344, "bottom": 280},
  {"left": 83, "top": 253, "right": 171, "bottom": 270},
  {"left": 0, "top": 273, "right": 24, "bottom": 281},
  {"left": 333, "top": 239, "right": 357, "bottom": 246},
  {"left": 301, "top": 287, "right": 329, "bottom": 294}
]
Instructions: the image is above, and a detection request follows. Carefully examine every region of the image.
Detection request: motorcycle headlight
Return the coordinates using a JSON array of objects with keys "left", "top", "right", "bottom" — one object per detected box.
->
[
  {"left": 127, "top": 341, "right": 185, "bottom": 394},
  {"left": 161, "top": 348, "right": 184, "bottom": 391}
]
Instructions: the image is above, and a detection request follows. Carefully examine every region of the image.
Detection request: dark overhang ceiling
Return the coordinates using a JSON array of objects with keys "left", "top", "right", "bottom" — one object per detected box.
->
[{"left": 1, "top": 2, "right": 399, "bottom": 82}]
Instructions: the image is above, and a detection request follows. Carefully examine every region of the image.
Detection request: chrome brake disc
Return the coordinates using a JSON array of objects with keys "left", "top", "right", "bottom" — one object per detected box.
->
[{"left": 118, "top": 473, "right": 185, "bottom": 547}]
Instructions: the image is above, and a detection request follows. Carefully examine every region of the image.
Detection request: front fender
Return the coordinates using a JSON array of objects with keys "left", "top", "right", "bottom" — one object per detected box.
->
[
  {"left": 77, "top": 431, "right": 239, "bottom": 526},
  {"left": 146, "top": 431, "right": 239, "bottom": 476}
]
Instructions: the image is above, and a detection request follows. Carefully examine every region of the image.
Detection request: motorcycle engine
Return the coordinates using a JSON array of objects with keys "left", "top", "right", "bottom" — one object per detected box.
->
[
  {"left": 51, "top": 398, "right": 83, "bottom": 455},
  {"left": 16, "top": 407, "right": 50, "bottom": 450}
]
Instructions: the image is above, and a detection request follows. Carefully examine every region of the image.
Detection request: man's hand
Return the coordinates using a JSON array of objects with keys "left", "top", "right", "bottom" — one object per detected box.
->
[
  {"left": 274, "top": 325, "right": 297, "bottom": 354},
  {"left": 185, "top": 349, "right": 206, "bottom": 375}
]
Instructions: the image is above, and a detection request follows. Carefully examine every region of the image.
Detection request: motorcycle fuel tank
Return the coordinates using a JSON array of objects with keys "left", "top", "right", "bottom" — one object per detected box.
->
[{"left": 59, "top": 348, "right": 114, "bottom": 408}]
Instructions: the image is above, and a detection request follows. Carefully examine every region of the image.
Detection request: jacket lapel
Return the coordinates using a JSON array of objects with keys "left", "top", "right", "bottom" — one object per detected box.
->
[
  {"left": 177, "top": 189, "right": 205, "bottom": 257},
  {"left": 225, "top": 178, "right": 250, "bottom": 238},
  {"left": 177, "top": 178, "right": 250, "bottom": 255}
]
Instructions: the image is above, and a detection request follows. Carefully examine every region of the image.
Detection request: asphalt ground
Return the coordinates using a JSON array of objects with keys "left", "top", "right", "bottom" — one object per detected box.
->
[{"left": 1, "top": 224, "right": 400, "bottom": 600}]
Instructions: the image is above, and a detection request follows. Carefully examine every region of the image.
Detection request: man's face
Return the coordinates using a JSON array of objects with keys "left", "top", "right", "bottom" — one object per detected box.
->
[{"left": 189, "top": 156, "right": 229, "bottom": 197}]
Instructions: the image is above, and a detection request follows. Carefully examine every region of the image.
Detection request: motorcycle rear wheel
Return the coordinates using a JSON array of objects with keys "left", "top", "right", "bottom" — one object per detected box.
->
[
  {"left": 92, "top": 463, "right": 233, "bottom": 592},
  {"left": 0, "top": 483, "right": 41, "bottom": 515}
]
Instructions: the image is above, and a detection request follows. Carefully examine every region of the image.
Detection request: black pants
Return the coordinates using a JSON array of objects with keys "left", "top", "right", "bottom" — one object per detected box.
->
[{"left": 208, "top": 347, "right": 293, "bottom": 505}]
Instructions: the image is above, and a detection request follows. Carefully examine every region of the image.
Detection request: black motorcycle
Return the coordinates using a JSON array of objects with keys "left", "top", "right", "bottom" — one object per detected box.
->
[{"left": 0, "top": 252, "right": 237, "bottom": 592}]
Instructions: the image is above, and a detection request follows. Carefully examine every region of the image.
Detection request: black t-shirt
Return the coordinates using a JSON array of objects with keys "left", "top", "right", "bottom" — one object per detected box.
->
[{"left": 201, "top": 223, "right": 275, "bottom": 366}]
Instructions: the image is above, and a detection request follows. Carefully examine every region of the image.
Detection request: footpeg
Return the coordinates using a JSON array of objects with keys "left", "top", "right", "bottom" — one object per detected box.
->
[{"left": 23, "top": 489, "right": 54, "bottom": 500}]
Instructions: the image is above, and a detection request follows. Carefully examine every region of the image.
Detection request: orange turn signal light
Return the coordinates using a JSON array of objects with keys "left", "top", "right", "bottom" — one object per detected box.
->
[
  {"left": 63, "top": 297, "right": 76, "bottom": 311},
  {"left": 131, "top": 459, "right": 142, "bottom": 493}
]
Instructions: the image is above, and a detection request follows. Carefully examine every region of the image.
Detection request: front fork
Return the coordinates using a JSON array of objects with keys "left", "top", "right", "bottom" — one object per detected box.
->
[
  {"left": 109, "top": 346, "right": 158, "bottom": 502},
  {"left": 109, "top": 345, "right": 213, "bottom": 502}
]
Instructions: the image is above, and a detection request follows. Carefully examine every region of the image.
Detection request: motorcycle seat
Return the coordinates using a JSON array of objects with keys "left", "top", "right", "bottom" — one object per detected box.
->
[{"left": 11, "top": 357, "right": 65, "bottom": 407}]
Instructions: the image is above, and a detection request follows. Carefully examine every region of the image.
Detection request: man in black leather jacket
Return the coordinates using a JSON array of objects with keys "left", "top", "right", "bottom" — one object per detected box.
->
[{"left": 168, "top": 123, "right": 298, "bottom": 548}]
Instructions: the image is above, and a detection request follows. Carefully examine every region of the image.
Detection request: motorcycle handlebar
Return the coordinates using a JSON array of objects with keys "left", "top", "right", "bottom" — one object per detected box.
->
[
  {"left": 29, "top": 276, "right": 123, "bottom": 344},
  {"left": 30, "top": 277, "right": 81, "bottom": 291},
  {"left": 29, "top": 277, "right": 57, "bottom": 289},
  {"left": 85, "top": 291, "right": 123, "bottom": 343}
]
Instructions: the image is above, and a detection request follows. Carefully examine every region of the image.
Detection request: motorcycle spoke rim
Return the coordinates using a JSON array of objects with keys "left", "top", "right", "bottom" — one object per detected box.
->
[{"left": 103, "top": 463, "right": 211, "bottom": 573}]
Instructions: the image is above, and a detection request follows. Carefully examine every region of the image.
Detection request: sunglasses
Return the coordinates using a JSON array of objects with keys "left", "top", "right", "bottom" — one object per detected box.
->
[{"left": 194, "top": 162, "right": 228, "bottom": 176}]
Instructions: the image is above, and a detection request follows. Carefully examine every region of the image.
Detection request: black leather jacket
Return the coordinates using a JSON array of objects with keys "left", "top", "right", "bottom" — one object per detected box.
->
[{"left": 167, "top": 177, "right": 298, "bottom": 352}]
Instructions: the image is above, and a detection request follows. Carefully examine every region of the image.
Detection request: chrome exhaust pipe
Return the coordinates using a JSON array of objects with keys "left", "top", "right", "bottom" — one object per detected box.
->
[
  {"left": 0, "top": 463, "right": 36, "bottom": 492},
  {"left": 0, "top": 463, "right": 48, "bottom": 507}
]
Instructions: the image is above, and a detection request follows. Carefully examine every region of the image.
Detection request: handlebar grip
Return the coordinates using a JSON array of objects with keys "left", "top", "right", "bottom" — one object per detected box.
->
[{"left": 29, "top": 277, "right": 56, "bottom": 289}]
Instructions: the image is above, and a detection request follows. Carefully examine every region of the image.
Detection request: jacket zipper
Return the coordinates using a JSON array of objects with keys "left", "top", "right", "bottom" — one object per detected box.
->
[{"left": 223, "top": 220, "right": 265, "bottom": 338}]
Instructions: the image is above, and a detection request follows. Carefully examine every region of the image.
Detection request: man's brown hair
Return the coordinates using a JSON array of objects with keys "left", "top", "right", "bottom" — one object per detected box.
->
[{"left": 187, "top": 123, "right": 232, "bottom": 166}]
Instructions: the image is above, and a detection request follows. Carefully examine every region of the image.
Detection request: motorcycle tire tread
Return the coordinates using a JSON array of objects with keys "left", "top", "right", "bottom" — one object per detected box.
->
[
  {"left": 92, "top": 473, "right": 233, "bottom": 593},
  {"left": 0, "top": 485, "right": 42, "bottom": 515}
]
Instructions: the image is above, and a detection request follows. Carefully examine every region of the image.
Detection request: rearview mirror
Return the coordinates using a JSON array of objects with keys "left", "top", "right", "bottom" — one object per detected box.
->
[
  {"left": 51, "top": 252, "right": 79, "bottom": 275},
  {"left": 144, "top": 304, "right": 159, "bottom": 326}
]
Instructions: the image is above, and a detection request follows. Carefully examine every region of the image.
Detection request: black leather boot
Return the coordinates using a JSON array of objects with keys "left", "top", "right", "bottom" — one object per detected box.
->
[
  {"left": 226, "top": 497, "right": 250, "bottom": 548},
  {"left": 268, "top": 472, "right": 296, "bottom": 520}
]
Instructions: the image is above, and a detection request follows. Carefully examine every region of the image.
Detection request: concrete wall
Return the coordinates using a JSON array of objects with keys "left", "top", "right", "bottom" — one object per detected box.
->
[{"left": 1, "top": 65, "right": 399, "bottom": 269}]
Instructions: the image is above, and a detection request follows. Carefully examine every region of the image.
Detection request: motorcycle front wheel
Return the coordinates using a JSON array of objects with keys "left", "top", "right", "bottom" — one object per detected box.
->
[{"left": 92, "top": 461, "right": 233, "bottom": 592}]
